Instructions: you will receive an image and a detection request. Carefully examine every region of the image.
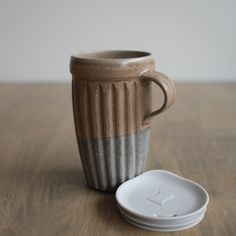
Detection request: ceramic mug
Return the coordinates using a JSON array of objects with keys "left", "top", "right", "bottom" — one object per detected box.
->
[{"left": 70, "top": 50, "right": 176, "bottom": 192}]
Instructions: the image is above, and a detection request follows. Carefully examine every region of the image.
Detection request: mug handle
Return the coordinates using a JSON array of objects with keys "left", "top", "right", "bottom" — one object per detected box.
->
[{"left": 141, "top": 71, "right": 176, "bottom": 125}]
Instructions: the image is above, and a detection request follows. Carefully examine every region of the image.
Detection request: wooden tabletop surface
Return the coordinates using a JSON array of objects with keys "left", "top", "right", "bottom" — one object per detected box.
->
[{"left": 0, "top": 83, "right": 235, "bottom": 236}]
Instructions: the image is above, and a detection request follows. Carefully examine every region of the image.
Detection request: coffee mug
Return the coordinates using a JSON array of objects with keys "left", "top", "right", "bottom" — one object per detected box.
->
[{"left": 70, "top": 50, "right": 176, "bottom": 192}]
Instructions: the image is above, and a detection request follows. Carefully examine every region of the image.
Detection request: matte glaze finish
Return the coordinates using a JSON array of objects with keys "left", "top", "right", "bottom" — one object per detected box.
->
[
  {"left": 70, "top": 50, "right": 176, "bottom": 191},
  {"left": 78, "top": 129, "right": 150, "bottom": 191}
]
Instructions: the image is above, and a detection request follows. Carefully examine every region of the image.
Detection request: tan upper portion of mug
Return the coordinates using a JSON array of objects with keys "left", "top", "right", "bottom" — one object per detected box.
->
[
  {"left": 70, "top": 50, "right": 155, "bottom": 79},
  {"left": 70, "top": 50, "right": 176, "bottom": 139}
]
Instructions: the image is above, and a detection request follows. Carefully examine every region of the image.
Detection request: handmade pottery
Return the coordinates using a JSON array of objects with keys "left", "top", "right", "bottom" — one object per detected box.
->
[{"left": 70, "top": 50, "right": 176, "bottom": 192}]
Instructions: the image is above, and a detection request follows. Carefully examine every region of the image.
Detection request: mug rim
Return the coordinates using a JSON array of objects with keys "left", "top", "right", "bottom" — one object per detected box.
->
[{"left": 71, "top": 50, "right": 154, "bottom": 64}]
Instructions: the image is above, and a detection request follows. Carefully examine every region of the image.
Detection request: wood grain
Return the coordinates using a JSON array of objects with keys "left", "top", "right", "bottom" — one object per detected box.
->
[{"left": 0, "top": 83, "right": 235, "bottom": 236}]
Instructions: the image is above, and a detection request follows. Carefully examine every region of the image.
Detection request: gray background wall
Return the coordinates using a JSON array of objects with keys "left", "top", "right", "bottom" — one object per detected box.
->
[{"left": 0, "top": 0, "right": 235, "bottom": 82}]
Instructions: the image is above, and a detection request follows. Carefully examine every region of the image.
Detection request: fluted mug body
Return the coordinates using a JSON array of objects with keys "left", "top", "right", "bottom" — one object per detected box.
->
[{"left": 70, "top": 51, "right": 176, "bottom": 192}]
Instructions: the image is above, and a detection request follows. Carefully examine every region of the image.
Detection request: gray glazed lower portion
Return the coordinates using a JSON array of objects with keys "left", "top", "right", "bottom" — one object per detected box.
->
[{"left": 78, "top": 129, "right": 151, "bottom": 192}]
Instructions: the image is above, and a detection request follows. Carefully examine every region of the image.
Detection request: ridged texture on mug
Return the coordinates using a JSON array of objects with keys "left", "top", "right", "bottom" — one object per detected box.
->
[
  {"left": 72, "top": 78, "right": 151, "bottom": 139},
  {"left": 78, "top": 129, "right": 150, "bottom": 192},
  {"left": 72, "top": 77, "right": 152, "bottom": 191}
]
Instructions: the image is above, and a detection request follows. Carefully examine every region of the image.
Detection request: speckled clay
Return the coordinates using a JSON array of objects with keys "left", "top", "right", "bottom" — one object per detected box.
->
[{"left": 70, "top": 50, "right": 176, "bottom": 192}]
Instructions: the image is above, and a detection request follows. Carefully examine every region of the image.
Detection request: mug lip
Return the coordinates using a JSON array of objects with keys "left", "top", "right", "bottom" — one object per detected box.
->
[{"left": 71, "top": 50, "right": 154, "bottom": 65}]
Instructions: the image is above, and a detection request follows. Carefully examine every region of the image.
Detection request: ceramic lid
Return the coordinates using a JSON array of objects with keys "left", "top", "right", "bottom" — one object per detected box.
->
[
  {"left": 118, "top": 204, "right": 206, "bottom": 227},
  {"left": 120, "top": 210, "right": 206, "bottom": 232},
  {"left": 116, "top": 170, "right": 209, "bottom": 222}
]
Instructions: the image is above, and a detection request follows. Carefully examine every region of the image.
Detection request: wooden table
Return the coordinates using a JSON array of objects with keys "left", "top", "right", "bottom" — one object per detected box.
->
[{"left": 0, "top": 83, "right": 235, "bottom": 236}]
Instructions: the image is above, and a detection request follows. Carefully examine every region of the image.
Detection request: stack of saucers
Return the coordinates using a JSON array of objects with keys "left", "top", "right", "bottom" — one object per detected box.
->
[{"left": 116, "top": 170, "right": 209, "bottom": 232}]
